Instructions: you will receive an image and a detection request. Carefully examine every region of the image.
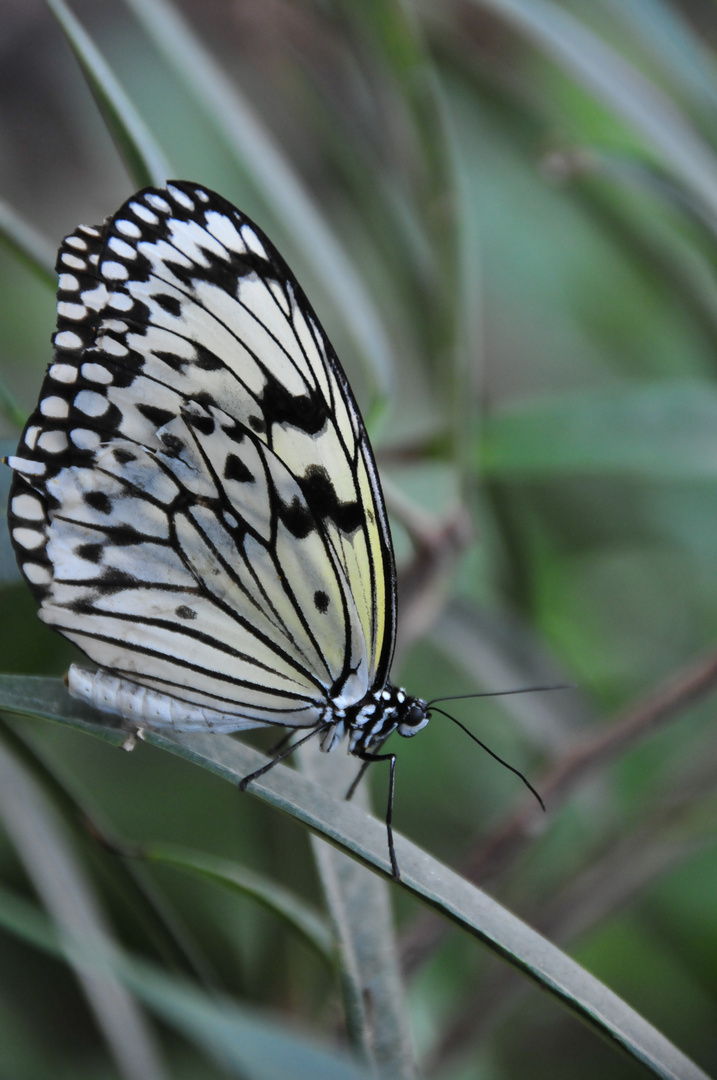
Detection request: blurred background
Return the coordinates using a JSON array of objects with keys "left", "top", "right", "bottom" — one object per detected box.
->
[{"left": 1, "top": 0, "right": 717, "bottom": 1077}]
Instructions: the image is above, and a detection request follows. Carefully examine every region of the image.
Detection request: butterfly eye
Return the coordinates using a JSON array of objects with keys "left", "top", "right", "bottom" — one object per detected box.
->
[{"left": 397, "top": 702, "right": 429, "bottom": 737}]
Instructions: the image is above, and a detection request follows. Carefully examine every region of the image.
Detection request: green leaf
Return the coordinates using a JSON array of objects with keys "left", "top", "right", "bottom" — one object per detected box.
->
[
  {"left": 0, "top": 718, "right": 228, "bottom": 987},
  {"left": 0, "top": 849, "right": 371, "bottom": 1080},
  {"left": 603, "top": 0, "right": 717, "bottom": 115},
  {"left": 0, "top": 675, "right": 709, "bottom": 1080},
  {"left": 480, "top": 382, "right": 717, "bottom": 479},
  {"left": 0, "top": 198, "right": 55, "bottom": 291},
  {"left": 472, "top": 0, "right": 717, "bottom": 234},
  {"left": 119, "top": 955, "right": 376, "bottom": 1080},
  {"left": 0, "top": 884, "right": 382, "bottom": 1080},
  {"left": 0, "top": 883, "right": 59, "bottom": 955},
  {"left": 0, "top": 675, "right": 128, "bottom": 747},
  {"left": 120, "top": 0, "right": 395, "bottom": 403},
  {"left": 1, "top": 441, "right": 23, "bottom": 585},
  {"left": 0, "top": 736, "right": 169, "bottom": 1080},
  {"left": 0, "top": 735, "right": 353, "bottom": 1079},
  {"left": 44, "top": 0, "right": 170, "bottom": 188},
  {"left": 301, "top": 747, "right": 414, "bottom": 1078},
  {"left": 143, "top": 843, "right": 332, "bottom": 960}
]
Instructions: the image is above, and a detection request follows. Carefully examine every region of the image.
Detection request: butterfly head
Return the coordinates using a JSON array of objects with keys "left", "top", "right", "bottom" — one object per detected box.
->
[
  {"left": 396, "top": 696, "right": 430, "bottom": 739},
  {"left": 346, "top": 686, "right": 429, "bottom": 753}
]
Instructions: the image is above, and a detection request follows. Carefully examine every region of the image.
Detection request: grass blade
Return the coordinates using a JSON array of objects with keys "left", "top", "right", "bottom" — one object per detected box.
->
[
  {"left": 602, "top": 0, "right": 717, "bottom": 113},
  {"left": 480, "top": 381, "right": 717, "bottom": 478},
  {"left": 143, "top": 842, "right": 332, "bottom": 960},
  {"left": 0, "top": 884, "right": 374, "bottom": 1080},
  {"left": 0, "top": 733, "right": 169, "bottom": 1080},
  {"left": 120, "top": 0, "right": 395, "bottom": 401},
  {"left": 44, "top": 0, "right": 170, "bottom": 188},
  {"left": 0, "top": 198, "right": 56, "bottom": 289},
  {"left": 0, "top": 675, "right": 710, "bottom": 1079},
  {"left": 301, "top": 743, "right": 415, "bottom": 1078},
  {"left": 474, "top": 0, "right": 717, "bottom": 234}
]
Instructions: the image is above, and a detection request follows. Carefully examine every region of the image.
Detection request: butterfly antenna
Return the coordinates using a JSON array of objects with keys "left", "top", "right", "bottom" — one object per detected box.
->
[
  {"left": 427, "top": 684, "right": 573, "bottom": 707},
  {"left": 430, "top": 706, "right": 545, "bottom": 811}
]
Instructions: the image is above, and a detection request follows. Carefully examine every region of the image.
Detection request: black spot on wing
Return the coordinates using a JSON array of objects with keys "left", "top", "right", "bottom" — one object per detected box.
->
[
  {"left": 194, "top": 391, "right": 217, "bottom": 411},
  {"left": 84, "top": 491, "right": 112, "bottom": 514},
  {"left": 67, "top": 596, "right": 98, "bottom": 616},
  {"left": 176, "top": 605, "right": 197, "bottom": 620},
  {"left": 186, "top": 411, "right": 215, "bottom": 437},
  {"left": 314, "top": 590, "right": 329, "bottom": 613},
  {"left": 192, "top": 344, "right": 225, "bottom": 371},
  {"left": 220, "top": 421, "right": 244, "bottom": 443},
  {"left": 138, "top": 403, "right": 175, "bottom": 429},
  {"left": 152, "top": 349, "right": 190, "bottom": 374},
  {"left": 234, "top": 252, "right": 275, "bottom": 280},
  {"left": 160, "top": 432, "right": 185, "bottom": 456},
  {"left": 279, "top": 496, "right": 314, "bottom": 540},
  {"left": 224, "top": 454, "right": 254, "bottom": 483},
  {"left": 108, "top": 523, "right": 152, "bottom": 546},
  {"left": 301, "top": 466, "right": 362, "bottom": 534},
  {"left": 155, "top": 294, "right": 182, "bottom": 317},
  {"left": 260, "top": 372, "right": 328, "bottom": 435},
  {"left": 113, "top": 448, "right": 137, "bottom": 465},
  {"left": 76, "top": 543, "right": 103, "bottom": 563}
]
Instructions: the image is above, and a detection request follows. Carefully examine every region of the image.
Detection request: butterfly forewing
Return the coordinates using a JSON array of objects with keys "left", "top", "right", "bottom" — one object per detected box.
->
[{"left": 8, "top": 181, "right": 397, "bottom": 728}]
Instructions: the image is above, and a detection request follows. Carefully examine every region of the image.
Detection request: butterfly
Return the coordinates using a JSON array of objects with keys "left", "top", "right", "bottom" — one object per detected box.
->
[{"left": 7, "top": 180, "right": 437, "bottom": 880}]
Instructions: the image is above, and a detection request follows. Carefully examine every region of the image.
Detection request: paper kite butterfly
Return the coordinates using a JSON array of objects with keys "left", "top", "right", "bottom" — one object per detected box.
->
[
  {"left": 7, "top": 181, "right": 546, "bottom": 877},
  {"left": 6, "top": 181, "right": 438, "bottom": 879}
]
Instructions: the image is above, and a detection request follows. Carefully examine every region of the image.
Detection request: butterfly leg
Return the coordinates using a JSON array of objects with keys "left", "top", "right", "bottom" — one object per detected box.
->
[
  {"left": 354, "top": 749, "right": 400, "bottom": 881},
  {"left": 239, "top": 722, "right": 332, "bottom": 790},
  {"left": 267, "top": 729, "right": 296, "bottom": 755},
  {"left": 345, "top": 759, "right": 371, "bottom": 802}
]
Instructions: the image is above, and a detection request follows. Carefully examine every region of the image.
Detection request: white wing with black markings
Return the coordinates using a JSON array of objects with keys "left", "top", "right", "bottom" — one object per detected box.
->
[{"left": 8, "top": 181, "right": 397, "bottom": 731}]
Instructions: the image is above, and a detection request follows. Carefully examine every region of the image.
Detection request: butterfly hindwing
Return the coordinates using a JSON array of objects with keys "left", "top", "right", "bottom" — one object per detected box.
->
[{"left": 9, "top": 181, "right": 396, "bottom": 727}]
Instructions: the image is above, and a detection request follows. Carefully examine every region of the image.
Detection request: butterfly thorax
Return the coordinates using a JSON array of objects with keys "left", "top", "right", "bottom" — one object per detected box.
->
[{"left": 319, "top": 686, "right": 430, "bottom": 755}]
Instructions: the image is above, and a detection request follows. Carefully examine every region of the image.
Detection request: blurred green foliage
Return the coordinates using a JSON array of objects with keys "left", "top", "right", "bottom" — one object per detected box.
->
[{"left": 1, "top": 0, "right": 717, "bottom": 1077}]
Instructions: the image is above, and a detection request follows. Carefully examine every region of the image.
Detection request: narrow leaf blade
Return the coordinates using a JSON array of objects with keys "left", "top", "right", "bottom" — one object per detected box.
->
[{"left": 0, "top": 676, "right": 709, "bottom": 1079}]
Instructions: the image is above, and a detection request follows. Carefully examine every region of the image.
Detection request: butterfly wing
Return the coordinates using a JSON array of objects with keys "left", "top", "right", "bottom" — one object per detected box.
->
[{"left": 8, "top": 181, "right": 396, "bottom": 729}]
